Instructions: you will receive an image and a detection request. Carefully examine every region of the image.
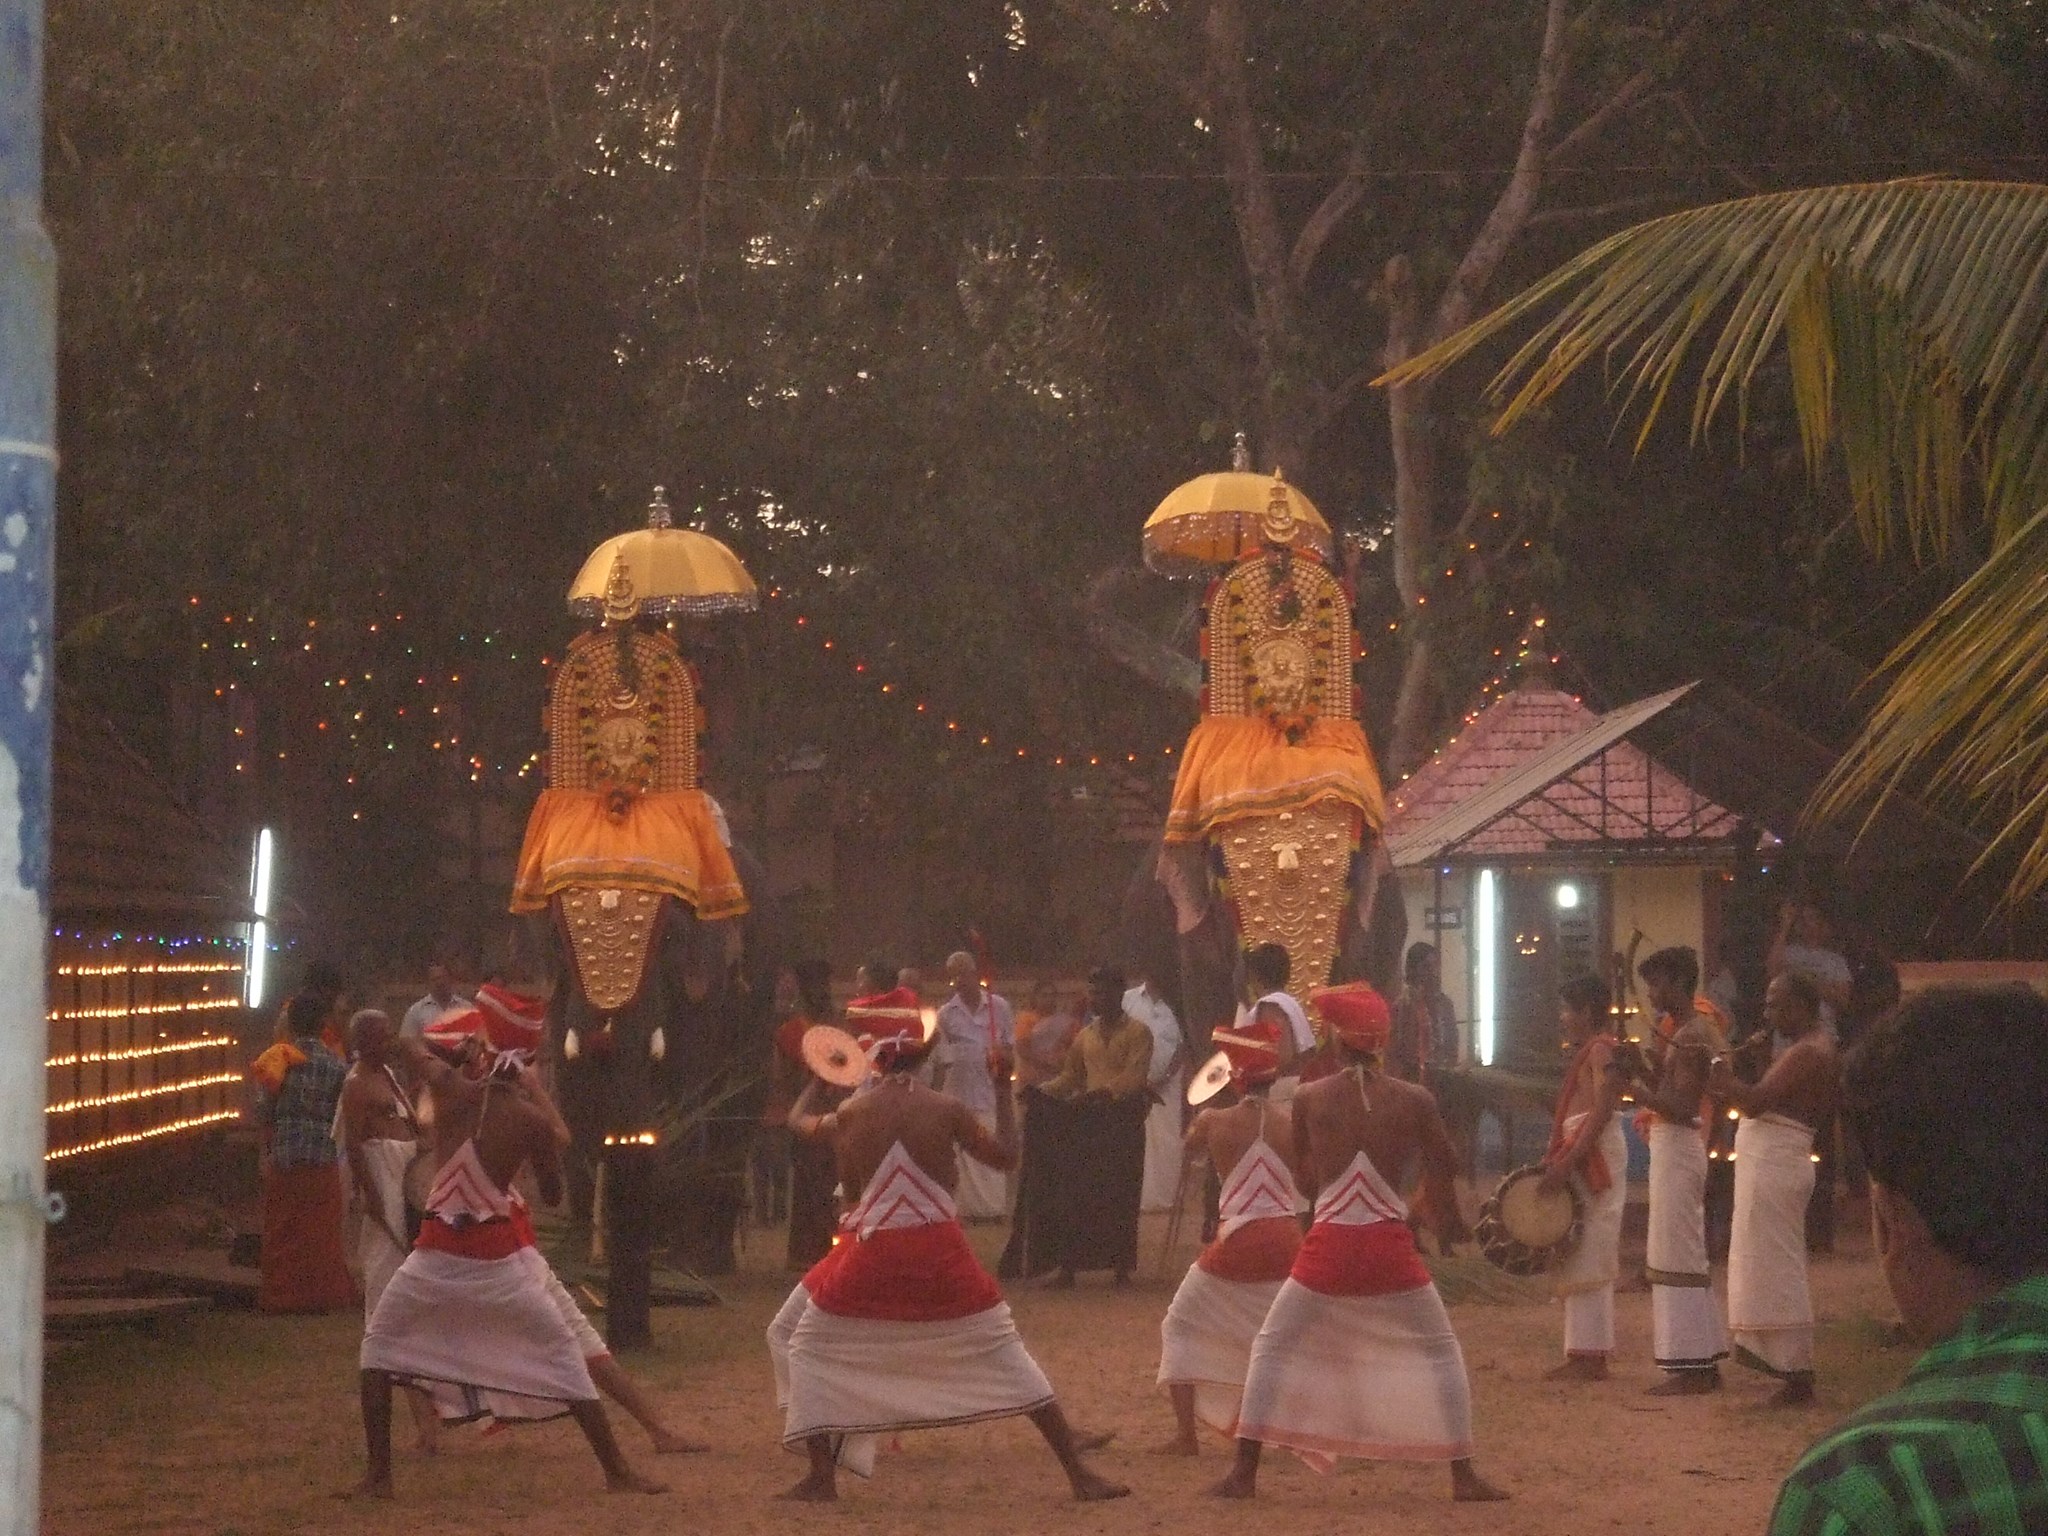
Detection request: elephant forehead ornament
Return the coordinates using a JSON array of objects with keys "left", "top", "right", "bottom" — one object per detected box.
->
[
  {"left": 510, "top": 487, "right": 757, "bottom": 1037},
  {"left": 1151, "top": 463, "right": 1386, "bottom": 1001}
]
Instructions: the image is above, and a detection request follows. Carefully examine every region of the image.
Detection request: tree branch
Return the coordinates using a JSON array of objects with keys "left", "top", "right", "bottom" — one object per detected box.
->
[
  {"left": 1077, "top": 571, "right": 1202, "bottom": 700},
  {"left": 1429, "top": 0, "right": 1575, "bottom": 342},
  {"left": 1289, "top": 140, "right": 1372, "bottom": 291},
  {"left": 1544, "top": 3, "right": 1732, "bottom": 170},
  {"left": 1202, "top": 0, "right": 1298, "bottom": 363},
  {"left": 693, "top": 11, "right": 739, "bottom": 317}
]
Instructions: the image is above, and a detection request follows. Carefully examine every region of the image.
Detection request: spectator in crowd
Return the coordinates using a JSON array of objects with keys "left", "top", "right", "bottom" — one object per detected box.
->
[
  {"left": 935, "top": 951, "right": 1017, "bottom": 1222},
  {"left": 1124, "top": 968, "right": 1187, "bottom": 1213},
  {"left": 400, "top": 959, "right": 466, "bottom": 1043},
  {"left": 1769, "top": 987, "right": 2048, "bottom": 1536},
  {"left": 1391, "top": 943, "right": 1459, "bottom": 1083},
  {"left": 1768, "top": 900, "right": 1851, "bottom": 1038},
  {"left": 1014, "top": 982, "right": 1080, "bottom": 1089},
  {"left": 250, "top": 990, "right": 356, "bottom": 1314}
]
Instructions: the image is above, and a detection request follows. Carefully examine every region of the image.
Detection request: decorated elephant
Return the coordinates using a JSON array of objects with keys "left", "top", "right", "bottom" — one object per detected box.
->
[
  {"left": 508, "top": 489, "right": 767, "bottom": 1347},
  {"left": 1126, "top": 466, "right": 1397, "bottom": 1051}
]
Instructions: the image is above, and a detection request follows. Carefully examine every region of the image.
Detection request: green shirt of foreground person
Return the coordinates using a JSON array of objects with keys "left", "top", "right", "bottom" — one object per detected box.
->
[{"left": 1768, "top": 986, "right": 2048, "bottom": 1536}]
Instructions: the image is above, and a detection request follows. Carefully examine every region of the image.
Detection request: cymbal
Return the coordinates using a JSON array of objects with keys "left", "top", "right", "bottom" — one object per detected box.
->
[
  {"left": 802, "top": 1024, "right": 873, "bottom": 1088},
  {"left": 1187, "top": 1049, "right": 1235, "bottom": 1107}
]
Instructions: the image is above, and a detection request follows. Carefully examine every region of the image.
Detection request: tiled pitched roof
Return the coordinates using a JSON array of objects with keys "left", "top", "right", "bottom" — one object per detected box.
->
[{"left": 1383, "top": 679, "right": 1741, "bottom": 860}]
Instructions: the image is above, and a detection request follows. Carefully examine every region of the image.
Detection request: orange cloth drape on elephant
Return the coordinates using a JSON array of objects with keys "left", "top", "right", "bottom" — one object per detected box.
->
[
  {"left": 509, "top": 787, "right": 748, "bottom": 920},
  {"left": 1163, "top": 715, "right": 1385, "bottom": 844}
]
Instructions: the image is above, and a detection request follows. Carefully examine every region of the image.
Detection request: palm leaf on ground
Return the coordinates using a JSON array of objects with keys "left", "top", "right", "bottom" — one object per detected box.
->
[{"left": 1379, "top": 179, "right": 2048, "bottom": 901}]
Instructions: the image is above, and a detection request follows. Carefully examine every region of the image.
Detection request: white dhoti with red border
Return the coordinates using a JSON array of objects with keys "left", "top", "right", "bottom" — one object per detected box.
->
[
  {"left": 1234, "top": 1151, "right": 1475, "bottom": 1470},
  {"left": 1646, "top": 1121, "right": 1729, "bottom": 1372},
  {"left": 769, "top": 1144, "right": 1054, "bottom": 1477},
  {"left": 1728, "top": 1113, "right": 1816, "bottom": 1377}
]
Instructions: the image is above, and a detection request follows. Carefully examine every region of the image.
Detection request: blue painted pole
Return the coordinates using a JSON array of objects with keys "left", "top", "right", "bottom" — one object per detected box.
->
[{"left": 0, "top": 0, "right": 55, "bottom": 1528}]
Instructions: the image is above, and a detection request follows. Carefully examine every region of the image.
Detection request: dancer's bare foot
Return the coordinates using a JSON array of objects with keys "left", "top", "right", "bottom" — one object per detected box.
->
[
  {"left": 1768, "top": 1376, "right": 1816, "bottom": 1408},
  {"left": 1544, "top": 1355, "right": 1609, "bottom": 1382},
  {"left": 1070, "top": 1469, "right": 1131, "bottom": 1502},
  {"left": 1646, "top": 1368, "right": 1722, "bottom": 1397},
  {"left": 1153, "top": 1434, "right": 1201, "bottom": 1456},
  {"left": 606, "top": 1467, "right": 669, "bottom": 1495},
  {"left": 778, "top": 1474, "right": 838, "bottom": 1502},
  {"left": 335, "top": 1474, "right": 393, "bottom": 1501},
  {"left": 649, "top": 1428, "right": 711, "bottom": 1454},
  {"left": 1452, "top": 1459, "right": 1510, "bottom": 1502},
  {"left": 1207, "top": 1468, "right": 1257, "bottom": 1499}
]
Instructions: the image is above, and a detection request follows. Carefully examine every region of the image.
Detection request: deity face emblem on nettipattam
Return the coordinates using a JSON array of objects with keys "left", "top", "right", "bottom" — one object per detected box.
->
[
  {"left": 1251, "top": 636, "right": 1314, "bottom": 716},
  {"left": 593, "top": 711, "right": 653, "bottom": 784}
]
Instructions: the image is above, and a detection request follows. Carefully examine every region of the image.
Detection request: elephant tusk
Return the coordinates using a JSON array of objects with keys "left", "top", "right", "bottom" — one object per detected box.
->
[
  {"left": 564, "top": 1027, "right": 581, "bottom": 1061},
  {"left": 649, "top": 1026, "right": 667, "bottom": 1062}
]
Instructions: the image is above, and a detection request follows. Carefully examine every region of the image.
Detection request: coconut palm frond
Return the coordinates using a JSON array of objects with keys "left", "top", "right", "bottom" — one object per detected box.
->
[
  {"left": 1379, "top": 180, "right": 2048, "bottom": 557},
  {"left": 1812, "top": 505, "right": 2048, "bottom": 898}
]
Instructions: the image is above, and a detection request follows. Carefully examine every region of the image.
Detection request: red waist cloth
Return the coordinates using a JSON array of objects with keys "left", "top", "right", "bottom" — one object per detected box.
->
[
  {"left": 804, "top": 1220, "right": 1004, "bottom": 1322},
  {"left": 1291, "top": 1218, "right": 1432, "bottom": 1298},
  {"left": 414, "top": 1205, "right": 537, "bottom": 1262},
  {"left": 1198, "top": 1214, "right": 1303, "bottom": 1284}
]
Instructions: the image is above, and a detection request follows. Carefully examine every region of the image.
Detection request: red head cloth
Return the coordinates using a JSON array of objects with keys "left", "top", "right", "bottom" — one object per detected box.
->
[
  {"left": 1312, "top": 981, "right": 1393, "bottom": 1054},
  {"left": 845, "top": 986, "right": 932, "bottom": 1071},
  {"left": 475, "top": 983, "right": 546, "bottom": 1062},
  {"left": 1211, "top": 1018, "right": 1282, "bottom": 1088},
  {"left": 420, "top": 1002, "right": 485, "bottom": 1060}
]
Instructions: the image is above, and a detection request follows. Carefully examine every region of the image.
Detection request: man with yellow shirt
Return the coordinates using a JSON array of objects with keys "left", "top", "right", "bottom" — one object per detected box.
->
[{"left": 1032, "top": 967, "right": 1154, "bottom": 1288}]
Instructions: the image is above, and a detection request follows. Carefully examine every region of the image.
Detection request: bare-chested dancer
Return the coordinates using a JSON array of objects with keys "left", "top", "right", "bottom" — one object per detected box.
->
[
  {"left": 1709, "top": 971, "right": 1840, "bottom": 1405},
  {"left": 1539, "top": 974, "right": 1629, "bottom": 1380},
  {"left": 347, "top": 1029, "right": 663, "bottom": 1499},
  {"left": 1155, "top": 1019, "right": 1301, "bottom": 1454},
  {"left": 768, "top": 984, "right": 1127, "bottom": 1504},
  {"left": 338, "top": 1010, "right": 437, "bottom": 1453},
  {"left": 1215, "top": 982, "right": 1506, "bottom": 1503},
  {"left": 1630, "top": 946, "right": 1731, "bottom": 1393}
]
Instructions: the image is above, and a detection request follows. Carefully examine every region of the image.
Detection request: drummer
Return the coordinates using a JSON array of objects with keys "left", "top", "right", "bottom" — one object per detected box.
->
[{"left": 1538, "top": 973, "right": 1629, "bottom": 1381}]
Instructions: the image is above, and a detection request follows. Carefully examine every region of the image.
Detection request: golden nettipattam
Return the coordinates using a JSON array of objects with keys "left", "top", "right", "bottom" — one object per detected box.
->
[{"left": 1149, "top": 464, "right": 1383, "bottom": 999}]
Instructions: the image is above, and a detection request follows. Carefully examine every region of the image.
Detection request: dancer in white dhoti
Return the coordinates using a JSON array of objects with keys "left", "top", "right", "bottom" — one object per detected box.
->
[
  {"left": 1156, "top": 1017, "right": 1300, "bottom": 1452},
  {"left": 1710, "top": 971, "right": 1839, "bottom": 1405},
  {"left": 1213, "top": 983, "right": 1505, "bottom": 1503},
  {"left": 337, "top": 1010, "right": 438, "bottom": 1454},
  {"left": 1539, "top": 974, "right": 1629, "bottom": 1381},
  {"left": 346, "top": 1028, "right": 663, "bottom": 1499},
  {"left": 934, "top": 953, "right": 1015, "bottom": 1221},
  {"left": 1630, "top": 946, "right": 1731, "bottom": 1394},
  {"left": 1126, "top": 975, "right": 1186, "bottom": 1212},
  {"left": 773, "top": 987, "right": 1125, "bottom": 1504}
]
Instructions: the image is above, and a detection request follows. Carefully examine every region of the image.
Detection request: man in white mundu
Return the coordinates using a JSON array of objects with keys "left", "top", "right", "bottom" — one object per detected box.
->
[
  {"left": 1156, "top": 1016, "right": 1301, "bottom": 1453},
  {"left": 1630, "top": 946, "right": 1731, "bottom": 1394},
  {"left": 1709, "top": 971, "right": 1839, "bottom": 1406},
  {"left": 1125, "top": 973, "right": 1187, "bottom": 1212},
  {"left": 771, "top": 987, "right": 1126, "bottom": 1504},
  {"left": 934, "top": 952, "right": 1014, "bottom": 1220},
  {"left": 1538, "top": 974, "right": 1631, "bottom": 1380},
  {"left": 1214, "top": 983, "right": 1506, "bottom": 1503},
  {"left": 1239, "top": 942, "right": 1320, "bottom": 1093},
  {"left": 350, "top": 1031, "right": 663, "bottom": 1499}
]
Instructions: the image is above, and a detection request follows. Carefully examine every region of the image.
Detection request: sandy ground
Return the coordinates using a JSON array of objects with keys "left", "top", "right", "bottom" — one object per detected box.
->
[{"left": 44, "top": 1201, "right": 1908, "bottom": 1536}]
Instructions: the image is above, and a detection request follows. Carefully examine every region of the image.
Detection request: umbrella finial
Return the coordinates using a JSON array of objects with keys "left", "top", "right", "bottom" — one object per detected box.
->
[
  {"left": 1231, "top": 430, "right": 1251, "bottom": 472},
  {"left": 647, "top": 486, "right": 674, "bottom": 530}
]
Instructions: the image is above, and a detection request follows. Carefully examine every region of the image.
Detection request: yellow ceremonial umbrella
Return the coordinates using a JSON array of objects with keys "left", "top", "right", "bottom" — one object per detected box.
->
[
  {"left": 568, "top": 487, "right": 760, "bottom": 621},
  {"left": 1142, "top": 467, "right": 1333, "bottom": 576}
]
